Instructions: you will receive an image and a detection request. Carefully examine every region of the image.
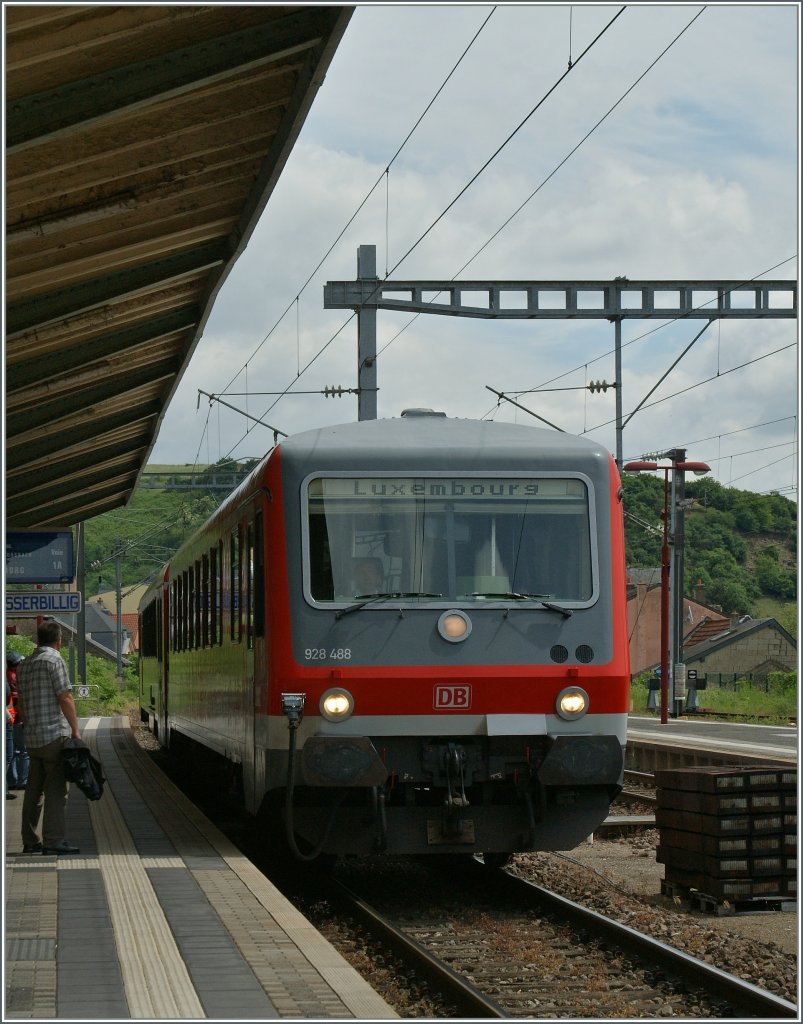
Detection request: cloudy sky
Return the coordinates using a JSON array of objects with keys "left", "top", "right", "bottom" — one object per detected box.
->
[{"left": 150, "top": 3, "right": 799, "bottom": 501}]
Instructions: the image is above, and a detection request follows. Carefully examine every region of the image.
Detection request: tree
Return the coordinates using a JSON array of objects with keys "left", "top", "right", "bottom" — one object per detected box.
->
[{"left": 706, "top": 579, "right": 753, "bottom": 616}]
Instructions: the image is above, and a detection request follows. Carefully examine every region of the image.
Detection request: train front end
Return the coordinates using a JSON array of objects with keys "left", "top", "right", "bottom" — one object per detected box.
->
[{"left": 266, "top": 414, "right": 630, "bottom": 859}]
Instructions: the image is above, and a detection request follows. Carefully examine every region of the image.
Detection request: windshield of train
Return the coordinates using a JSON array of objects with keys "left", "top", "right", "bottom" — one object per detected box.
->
[{"left": 305, "top": 475, "right": 596, "bottom": 606}]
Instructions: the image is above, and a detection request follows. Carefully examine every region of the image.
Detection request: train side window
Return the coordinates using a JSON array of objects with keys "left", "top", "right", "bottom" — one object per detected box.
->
[
  {"left": 170, "top": 580, "right": 178, "bottom": 652},
  {"left": 253, "top": 511, "right": 265, "bottom": 638},
  {"left": 187, "top": 567, "right": 194, "bottom": 650},
  {"left": 187, "top": 568, "right": 193, "bottom": 651},
  {"left": 196, "top": 560, "right": 203, "bottom": 649},
  {"left": 180, "top": 571, "right": 187, "bottom": 651},
  {"left": 217, "top": 540, "right": 224, "bottom": 644},
  {"left": 230, "top": 527, "right": 241, "bottom": 643},
  {"left": 246, "top": 521, "right": 254, "bottom": 650},
  {"left": 202, "top": 555, "right": 209, "bottom": 647},
  {"left": 188, "top": 564, "right": 194, "bottom": 650},
  {"left": 177, "top": 576, "right": 183, "bottom": 652},
  {"left": 209, "top": 546, "right": 218, "bottom": 646},
  {"left": 141, "top": 601, "right": 156, "bottom": 658},
  {"left": 156, "top": 596, "right": 162, "bottom": 663}
]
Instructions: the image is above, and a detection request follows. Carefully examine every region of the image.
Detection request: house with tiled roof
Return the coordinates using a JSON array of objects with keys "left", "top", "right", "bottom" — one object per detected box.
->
[
  {"left": 627, "top": 567, "right": 796, "bottom": 682},
  {"left": 91, "top": 584, "right": 148, "bottom": 652},
  {"left": 627, "top": 569, "right": 729, "bottom": 675},
  {"left": 681, "top": 615, "right": 796, "bottom": 682}
]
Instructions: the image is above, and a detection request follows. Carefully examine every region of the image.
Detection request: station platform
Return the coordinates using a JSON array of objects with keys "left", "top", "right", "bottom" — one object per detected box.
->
[{"left": 4, "top": 716, "right": 397, "bottom": 1020}]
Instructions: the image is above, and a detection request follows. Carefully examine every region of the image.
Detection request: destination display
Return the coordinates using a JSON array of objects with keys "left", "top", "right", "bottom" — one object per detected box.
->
[
  {"left": 5, "top": 531, "right": 74, "bottom": 583},
  {"left": 310, "top": 476, "right": 586, "bottom": 500}
]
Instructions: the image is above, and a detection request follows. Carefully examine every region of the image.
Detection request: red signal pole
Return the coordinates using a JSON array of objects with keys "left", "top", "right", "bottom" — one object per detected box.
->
[
  {"left": 624, "top": 457, "right": 710, "bottom": 724},
  {"left": 659, "top": 472, "right": 671, "bottom": 724}
]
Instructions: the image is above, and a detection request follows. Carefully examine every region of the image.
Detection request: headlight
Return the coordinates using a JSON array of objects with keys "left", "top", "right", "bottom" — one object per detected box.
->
[
  {"left": 556, "top": 686, "right": 588, "bottom": 720},
  {"left": 437, "top": 610, "right": 472, "bottom": 643},
  {"left": 320, "top": 687, "right": 354, "bottom": 722}
]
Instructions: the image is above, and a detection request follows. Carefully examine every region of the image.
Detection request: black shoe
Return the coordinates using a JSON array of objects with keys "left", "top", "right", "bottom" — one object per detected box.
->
[
  {"left": 22, "top": 842, "right": 43, "bottom": 854},
  {"left": 41, "top": 842, "right": 79, "bottom": 855},
  {"left": 6, "top": 792, "right": 17, "bottom": 800}
]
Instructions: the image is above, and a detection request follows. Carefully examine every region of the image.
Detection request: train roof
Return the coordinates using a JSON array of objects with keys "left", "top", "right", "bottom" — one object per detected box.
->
[{"left": 278, "top": 413, "right": 613, "bottom": 469}]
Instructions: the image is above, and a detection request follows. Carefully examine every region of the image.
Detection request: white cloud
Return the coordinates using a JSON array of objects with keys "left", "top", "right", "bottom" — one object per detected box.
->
[{"left": 151, "top": 3, "right": 799, "bottom": 501}]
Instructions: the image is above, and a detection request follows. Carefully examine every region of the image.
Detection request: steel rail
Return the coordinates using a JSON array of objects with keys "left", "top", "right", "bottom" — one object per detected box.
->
[
  {"left": 616, "top": 788, "right": 658, "bottom": 807},
  {"left": 330, "top": 878, "right": 507, "bottom": 1019},
  {"left": 493, "top": 865, "right": 798, "bottom": 1019}
]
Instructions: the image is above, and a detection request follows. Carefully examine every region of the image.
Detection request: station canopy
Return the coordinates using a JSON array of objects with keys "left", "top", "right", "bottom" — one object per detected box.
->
[{"left": 5, "top": 5, "right": 353, "bottom": 530}]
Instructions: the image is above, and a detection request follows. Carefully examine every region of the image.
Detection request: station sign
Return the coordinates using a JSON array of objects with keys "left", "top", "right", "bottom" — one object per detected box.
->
[
  {"left": 5, "top": 591, "right": 82, "bottom": 616},
  {"left": 5, "top": 531, "right": 74, "bottom": 583}
]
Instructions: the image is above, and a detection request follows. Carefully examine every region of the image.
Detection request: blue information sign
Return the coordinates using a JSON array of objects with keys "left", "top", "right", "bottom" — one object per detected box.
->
[{"left": 5, "top": 531, "right": 75, "bottom": 583}]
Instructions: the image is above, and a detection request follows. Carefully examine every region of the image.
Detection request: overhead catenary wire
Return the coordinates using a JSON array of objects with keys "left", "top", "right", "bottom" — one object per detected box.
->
[
  {"left": 449, "top": 6, "right": 706, "bottom": 283},
  {"left": 382, "top": 6, "right": 627, "bottom": 280},
  {"left": 482, "top": 260, "right": 798, "bottom": 474},
  {"left": 510, "top": 255, "right": 797, "bottom": 402},
  {"left": 621, "top": 320, "right": 714, "bottom": 430},
  {"left": 727, "top": 450, "right": 799, "bottom": 488},
  {"left": 378, "top": 5, "right": 710, "bottom": 362},
  {"left": 214, "top": 9, "right": 500, "bottom": 460},
  {"left": 215, "top": 7, "right": 497, "bottom": 402},
  {"left": 191, "top": 7, "right": 794, "bottom": 503},
  {"left": 625, "top": 417, "right": 798, "bottom": 469},
  {"left": 228, "top": 2, "right": 630, "bottom": 441},
  {"left": 674, "top": 415, "right": 797, "bottom": 453},
  {"left": 583, "top": 341, "right": 796, "bottom": 435},
  {"left": 92, "top": 496, "right": 216, "bottom": 568}
]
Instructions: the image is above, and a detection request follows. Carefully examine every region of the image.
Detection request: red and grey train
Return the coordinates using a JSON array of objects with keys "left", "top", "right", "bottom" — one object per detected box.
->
[{"left": 139, "top": 411, "right": 630, "bottom": 861}]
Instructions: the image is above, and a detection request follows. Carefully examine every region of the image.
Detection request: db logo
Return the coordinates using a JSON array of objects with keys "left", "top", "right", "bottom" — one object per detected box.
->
[{"left": 434, "top": 685, "right": 472, "bottom": 709}]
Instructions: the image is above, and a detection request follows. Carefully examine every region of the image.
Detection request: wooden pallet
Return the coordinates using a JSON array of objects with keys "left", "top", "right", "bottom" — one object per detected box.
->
[{"left": 661, "top": 878, "right": 797, "bottom": 916}]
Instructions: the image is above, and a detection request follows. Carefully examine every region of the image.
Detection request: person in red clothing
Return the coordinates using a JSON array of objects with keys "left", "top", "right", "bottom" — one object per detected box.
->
[
  {"left": 5, "top": 669, "right": 16, "bottom": 801},
  {"left": 7, "top": 651, "right": 29, "bottom": 790}
]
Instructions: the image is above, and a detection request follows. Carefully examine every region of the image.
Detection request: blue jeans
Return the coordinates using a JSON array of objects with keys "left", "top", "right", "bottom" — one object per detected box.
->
[
  {"left": 11, "top": 723, "right": 29, "bottom": 786},
  {"left": 5, "top": 720, "right": 14, "bottom": 795}
]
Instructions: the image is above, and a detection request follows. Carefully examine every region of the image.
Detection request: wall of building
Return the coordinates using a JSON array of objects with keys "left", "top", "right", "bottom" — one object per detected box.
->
[
  {"left": 691, "top": 628, "right": 797, "bottom": 677},
  {"left": 627, "top": 584, "right": 727, "bottom": 675}
]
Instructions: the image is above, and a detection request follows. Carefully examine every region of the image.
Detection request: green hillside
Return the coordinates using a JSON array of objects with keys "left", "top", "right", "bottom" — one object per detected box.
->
[
  {"left": 623, "top": 474, "right": 797, "bottom": 630},
  {"left": 83, "top": 459, "right": 259, "bottom": 595}
]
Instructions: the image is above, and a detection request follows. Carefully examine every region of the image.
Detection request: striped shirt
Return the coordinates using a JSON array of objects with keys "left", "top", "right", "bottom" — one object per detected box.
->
[{"left": 15, "top": 645, "right": 72, "bottom": 748}]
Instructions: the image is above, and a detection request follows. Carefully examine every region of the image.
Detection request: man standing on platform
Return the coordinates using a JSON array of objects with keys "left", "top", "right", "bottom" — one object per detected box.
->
[{"left": 15, "top": 620, "right": 82, "bottom": 855}]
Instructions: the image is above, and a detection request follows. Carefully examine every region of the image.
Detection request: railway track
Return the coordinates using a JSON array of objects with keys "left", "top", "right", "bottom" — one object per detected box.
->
[
  {"left": 327, "top": 856, "right": 796, "bottom": 1019},
  {"left": 617, "top": 769, "right": 658, "bottom": 808},
  {"left": 147, "top": 738, "right": 795, "bottom": 1016}
]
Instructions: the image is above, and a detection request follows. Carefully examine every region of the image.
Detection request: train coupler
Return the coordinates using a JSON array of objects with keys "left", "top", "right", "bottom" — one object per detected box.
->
[{"left": 427, "top": 807, "right": 475, "bottom": 845}]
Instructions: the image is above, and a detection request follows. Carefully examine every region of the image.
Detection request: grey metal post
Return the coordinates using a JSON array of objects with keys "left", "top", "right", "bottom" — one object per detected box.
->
[
  {"left": 114, "top": 538, "right": 124, "bottom": 685},
  {"left": 76, "top": 522, "right": 86, "bottom": 686},
  {"left": 357, "top": 244, "right": 378, "bottom": 421},
  {"left": 669, "top": 449, "right": 687, "bottom": 717}
]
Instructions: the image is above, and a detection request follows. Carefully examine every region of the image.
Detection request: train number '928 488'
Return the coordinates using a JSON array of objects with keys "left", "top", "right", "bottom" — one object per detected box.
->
[{"left": 139, "top": 411, "right": 630, "bottom": 863}]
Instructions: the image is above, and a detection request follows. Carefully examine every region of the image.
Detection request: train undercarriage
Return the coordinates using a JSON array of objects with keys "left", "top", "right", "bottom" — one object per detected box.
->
[{"left": 279, "top": 731, "right": 624, "bottom": 859}]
